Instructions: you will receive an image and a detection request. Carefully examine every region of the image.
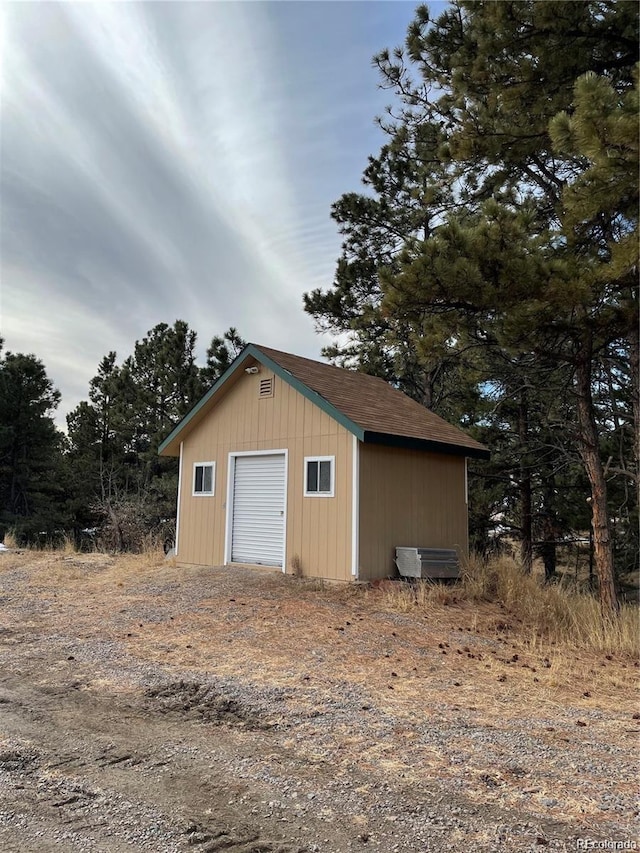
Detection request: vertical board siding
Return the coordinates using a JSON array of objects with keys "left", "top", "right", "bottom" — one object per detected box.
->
[
  {"left": 178, "top": 368, "right": 353, "bottom": 581},
  {"left": 358, "top": 444, "right": 468, "bottom": 582}
]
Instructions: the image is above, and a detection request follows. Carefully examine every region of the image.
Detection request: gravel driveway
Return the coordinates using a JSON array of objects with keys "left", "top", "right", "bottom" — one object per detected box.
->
[{"left": 0, "top": 551, "right": 638, "bottom": 852}]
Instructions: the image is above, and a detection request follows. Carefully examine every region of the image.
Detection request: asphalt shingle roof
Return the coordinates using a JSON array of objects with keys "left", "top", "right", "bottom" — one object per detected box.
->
[
  {"left": 254, "top": 345, "right": 488, "bottom": 458},
  {"left": 159, "top": 343, "right": 489, "bottom": 459}
]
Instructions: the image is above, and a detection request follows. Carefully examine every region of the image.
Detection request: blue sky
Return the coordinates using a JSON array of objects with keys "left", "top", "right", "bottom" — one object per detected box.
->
[{"left": 1, "top": 1, "right": 445, "bottom": 426}]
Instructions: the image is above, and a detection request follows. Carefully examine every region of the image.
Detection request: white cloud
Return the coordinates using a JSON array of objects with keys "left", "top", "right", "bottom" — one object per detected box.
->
[
  {"left": 1, "top": 262, "right": 136, "bottom": 409},
  {"left": 1, "top": 1, "right": 420, "bottom": 428}
]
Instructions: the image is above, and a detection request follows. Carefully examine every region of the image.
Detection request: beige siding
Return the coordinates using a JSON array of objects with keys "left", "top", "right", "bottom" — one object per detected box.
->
[
  {"left": 357, "top": 444, "right": 468, "bottom": 582},
  {"left": 177, "top": 368, "right": 353, "bottom": 581}
]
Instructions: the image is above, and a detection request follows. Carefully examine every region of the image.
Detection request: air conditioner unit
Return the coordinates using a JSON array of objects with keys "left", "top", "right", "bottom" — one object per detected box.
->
[{"left": 395, "top": 547, "right": 460, "bottom": 580}]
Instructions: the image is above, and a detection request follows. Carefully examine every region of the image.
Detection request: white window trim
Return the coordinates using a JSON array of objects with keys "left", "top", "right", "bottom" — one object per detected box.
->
[
  {"left": 175, "top": 441, "right": 183, "bottom": 555},
  {"left": 192, "top": 461, "right": 215, "bottom": 496},
  {"left": 351, "top": 436, "right": 359, "bottom": 578},
  {"left": 304, "top": 455, "right": 335, "bottom": 498}
]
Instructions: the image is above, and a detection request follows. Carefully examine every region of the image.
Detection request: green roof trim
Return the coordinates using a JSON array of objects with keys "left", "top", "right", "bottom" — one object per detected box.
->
[
  {"left": 157, "top": 348, "right": 252, "bottom": 454},
  {"left": 252, "top": 347, "right": 366, "bottom": 441},
  {"left": 158, "top": 344, "right": 365, "bottom": 454}
]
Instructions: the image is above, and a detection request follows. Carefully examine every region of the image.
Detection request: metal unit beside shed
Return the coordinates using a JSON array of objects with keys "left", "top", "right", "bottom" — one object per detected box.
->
[{"left": 395, "top": 547, "right": 460, "bottom": 580}]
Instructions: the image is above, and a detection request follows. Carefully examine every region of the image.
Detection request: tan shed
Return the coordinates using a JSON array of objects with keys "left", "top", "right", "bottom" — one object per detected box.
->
[{"left": 158, "top": 344, "right": 489, "bottom": 582}]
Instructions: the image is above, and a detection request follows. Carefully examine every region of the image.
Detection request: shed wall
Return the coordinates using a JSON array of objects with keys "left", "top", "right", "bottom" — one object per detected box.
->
[
  {"left": 177, "top": 367, "right": 353, "bottom": 581},
  {"left": 357, "top": 444, "right": 468, "bottom": 582}
]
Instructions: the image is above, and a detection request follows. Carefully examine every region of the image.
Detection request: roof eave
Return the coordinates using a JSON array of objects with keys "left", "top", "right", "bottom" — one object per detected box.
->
[{"left": 362, "top": 431, "right": 490, "bottom": 460}]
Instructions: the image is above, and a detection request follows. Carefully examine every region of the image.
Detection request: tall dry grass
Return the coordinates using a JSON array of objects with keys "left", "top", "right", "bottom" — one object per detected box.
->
[
  {"left": 2, "top": 529, "right": 84, "bottom": 553},
  {"left": 60, "top": 533, "right": 79, "bottom": 554},
  {"left": 371, "top": 553, "right": 639, "bottom": 657},
  {"left": 462, "top": 553, "right": 639, "bottom": 656},
  {"left": 2, "top": 529, "right": 19, "bottom": 549},
  {"left": 0, "top": 527, "right": 168, "bottom": 571}
]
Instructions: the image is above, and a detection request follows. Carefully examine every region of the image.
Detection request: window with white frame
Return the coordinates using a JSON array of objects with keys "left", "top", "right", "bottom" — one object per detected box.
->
[
  {"left": 192, "top": 462, "right": 215, "bottom": 496},
  {"left": 304, "top": 456, "right": 334, "bottom": 497}
]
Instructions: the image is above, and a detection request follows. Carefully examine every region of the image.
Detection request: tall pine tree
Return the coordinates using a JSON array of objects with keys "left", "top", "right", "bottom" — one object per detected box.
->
[
  {"left": 0, "top": 343, "right": 69, "bottom": 542},
  {"left": 305, "top": 1, "right": 638, "bottom": 611}
]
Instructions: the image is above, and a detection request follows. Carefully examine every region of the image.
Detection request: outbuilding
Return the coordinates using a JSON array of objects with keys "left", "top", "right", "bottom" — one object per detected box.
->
[{"left": 158, "top": 344, "right": 489, "bottom": 582}]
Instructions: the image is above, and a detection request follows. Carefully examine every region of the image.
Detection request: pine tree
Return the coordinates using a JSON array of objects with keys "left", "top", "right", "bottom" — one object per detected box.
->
[
  {"left": 305, "top": 1, "right": 638, "bottom": 611},
  {"left": 66, "top": 322, "right": 246, "bottom": 549},
  {"left": 201, "top": 327, "right": 246, "bottom": 386},
  {"left": 0, "top": 343, "right": 69, "bottom": 542}
]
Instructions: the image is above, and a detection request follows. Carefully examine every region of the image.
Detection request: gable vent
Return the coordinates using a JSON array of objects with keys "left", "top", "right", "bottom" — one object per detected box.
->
[{"left": 259, "top": 377, "right": 274, "bottom": 398}]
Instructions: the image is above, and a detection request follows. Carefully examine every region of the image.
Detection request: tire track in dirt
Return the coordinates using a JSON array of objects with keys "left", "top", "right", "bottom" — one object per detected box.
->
[
  {"left": 1, "top": 737, "right": 308, "bottom": 853},
  {"left": 0, "top": 675, "right": 311, "bottom": 852}
]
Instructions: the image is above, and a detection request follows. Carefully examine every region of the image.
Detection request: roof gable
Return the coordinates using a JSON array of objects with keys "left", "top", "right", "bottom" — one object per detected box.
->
[{"left": 158, "top": 344, "right": 489, "bottom": 459}]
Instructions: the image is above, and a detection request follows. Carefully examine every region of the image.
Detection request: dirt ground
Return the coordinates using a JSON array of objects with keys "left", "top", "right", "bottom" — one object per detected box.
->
[{"left": 0, "top": 551, "right": 638, "bottom": 852}]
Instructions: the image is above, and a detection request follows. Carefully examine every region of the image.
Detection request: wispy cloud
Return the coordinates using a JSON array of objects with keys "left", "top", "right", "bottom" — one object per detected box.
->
[{"left": 1, "top": 1, "right": 417, "bottom": 425}]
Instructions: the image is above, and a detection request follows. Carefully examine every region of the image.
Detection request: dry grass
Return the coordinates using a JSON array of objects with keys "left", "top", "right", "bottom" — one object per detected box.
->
[
  {"left": 368, "top": 553, "right": 639, "bottom": 658},
  {"left": 61, "top": 533, "right": 78, "bottom": 554},
  {"left": 2, "top": 529, "right": 19, "bottom": 549},
  {"left": 465, "top": 553, "right": 639, "bottom": 656},
  {"left": 2, "top": 550, "right": 637, "bottom": 736},
  {"left": 0, "top": 532, "right": 168, "bottom": 568},
  {"left": 1, "top": 547, "right": 636, "bottom": 719},
  {"left": 4, "top": 542, "right": 636, "bottom": 658}
]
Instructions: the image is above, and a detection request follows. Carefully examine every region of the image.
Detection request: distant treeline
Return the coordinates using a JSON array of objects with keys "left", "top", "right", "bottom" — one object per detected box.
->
[{"left": 0, "top": 325, "right": 245, "bottom": 553}]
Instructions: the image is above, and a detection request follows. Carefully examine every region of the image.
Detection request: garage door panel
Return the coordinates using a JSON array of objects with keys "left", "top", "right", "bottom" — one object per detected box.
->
[{"left": 231, "top": 454, "right": 285, "bottom": 567}]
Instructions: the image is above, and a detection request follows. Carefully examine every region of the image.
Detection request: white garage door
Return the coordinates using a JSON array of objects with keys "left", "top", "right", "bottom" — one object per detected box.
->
[{"left": 231, "top": 453, "right": 286, "bottom": 566}]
